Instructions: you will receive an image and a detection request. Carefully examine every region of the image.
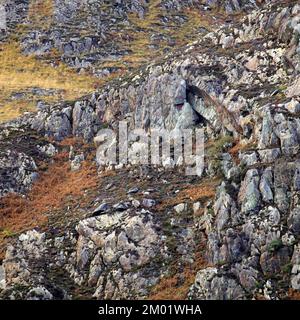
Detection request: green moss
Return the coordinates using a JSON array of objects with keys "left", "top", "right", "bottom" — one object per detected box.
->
[
  {"left": 206, "top": 207, "right": 214, "bottom": 216},
  {"left": 268, "top": 239, "right": 283, "bottom": 253},
  {"left": 216, "top": 260, "right": 228, "bottom": 267},
  {"left": 1, "top": 229, "right": 16, "bottom": 239},
  {"left": 282, "top": 263, "right": 292, "bottom": 274},
  {"left": 207, "top": 135, "right": 234, "bottom": 158},
  {"left": 206, "top": 135, "right": 234, "bottom": 177}
]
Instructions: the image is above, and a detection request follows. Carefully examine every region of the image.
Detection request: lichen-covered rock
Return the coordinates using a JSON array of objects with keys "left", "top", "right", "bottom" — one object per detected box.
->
[
  {"left": 291, "top": 244, "right": 300, "bottom": 290},
  {"left": 2, "top": 0, "right": 300, "bottom": 302},
  {"left": 1, "top": 207, "right": 169, "bottom": 300},
  {"left": 31, "top": 105, "right": 72, "bottom": 141},
  {"left": 288, "top": 207, "right": 300, "bottom": 235},
  {"left": 238, "top": 169, "right": 261, "bottom": 214},
  {"left": 72, "top": 209, "right": 165, "bottom": 299},
  {"left": 189, "top": 267, "right": 246, "bottom": 300},
  {"left": 0, "top": 150, "right": 38, "bottom": 197},
  {"left": 3, "top": 230, "right": 46, "bottom": 287}
]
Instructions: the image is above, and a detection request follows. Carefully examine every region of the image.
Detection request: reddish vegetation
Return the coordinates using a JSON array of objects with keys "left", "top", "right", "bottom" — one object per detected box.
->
[
  {"left": 157, "top": 177, "right": 220, "bottom": 212},
  {"left": 181, "top": 178, "right": 220, "bottom": 202},
  {"left": 288, "top": 289, "right": 300, "bottom": 300},
  {"left": 149, "top": 244, "right": 209, "bottom": 300},
  {"left": 229, "top": 141, "right": 257, "bottom": 165},
  {"left": 228, "top": 141, "right": 242, "bottom": 164},
  {"left": 150, "top": 178, "right": 219, "bottom": 300},
  {"left": 0, "top": 139, "right": 99, "bottom": 260}
]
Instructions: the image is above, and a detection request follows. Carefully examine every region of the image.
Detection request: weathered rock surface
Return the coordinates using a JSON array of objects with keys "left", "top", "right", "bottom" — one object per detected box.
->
[
  {"left": 0, "top": 150, "right": 37, "bottom": 197},
  {"left": 1, "top": 0, "right": 300, "bottom": 301},
  {"left": 0, "top": 125, "right": 57, "bottom": 197},
  {"left": 1, "top": 194, "right": 188, "bottom": 299}
]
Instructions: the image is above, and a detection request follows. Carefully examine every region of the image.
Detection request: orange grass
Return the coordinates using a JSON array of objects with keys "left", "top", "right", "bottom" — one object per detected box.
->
[
  {"left": 149, "top": 244, "right": 209, "bottom": 300},
  {"left": 156, "top": 177, "right": 220, "bottom": 211},
  {"left": 0, "top": 147, "right": 98, "bottom": 260},
  {"left": 288, "top": 289, "right": 300, "bottom": 300}
]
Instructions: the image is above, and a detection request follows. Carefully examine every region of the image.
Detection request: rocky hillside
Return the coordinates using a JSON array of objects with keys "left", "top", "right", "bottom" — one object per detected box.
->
[{"left": 1, "top": 0, "right": 300, "bottom": 300}]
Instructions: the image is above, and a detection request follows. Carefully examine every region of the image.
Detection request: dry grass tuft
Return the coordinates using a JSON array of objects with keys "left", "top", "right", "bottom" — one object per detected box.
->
[
  {"left": 181, "top": 178, "right": 220, "bottom": 202},
  {"left": 124, "top": 3, "right": 224, "bottom": 70},
  {"left": 0, "top": 41, "right": 101, "bottom": 123},
  {"left": 157, "top": 177, "right": 220, "bottom": 211},
  {"left": 28, "top": 0, "right": 54, "bottom": 30}
]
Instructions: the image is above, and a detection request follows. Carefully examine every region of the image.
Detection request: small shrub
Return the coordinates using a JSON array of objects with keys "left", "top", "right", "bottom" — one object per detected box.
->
[
  {"left": 282, "top": 263, "right": 292, "bottom": 274},
  {"left": 268, "top": 239, "right": 283, "bottom": 252}
]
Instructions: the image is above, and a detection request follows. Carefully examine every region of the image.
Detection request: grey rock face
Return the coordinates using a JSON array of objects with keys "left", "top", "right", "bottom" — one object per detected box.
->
[
  {"left": 0, "top": 265, "right": 6, "bottom": 290},
  {"left": 93, "top": 203, "right": 110, "bottom": 216},
  {"left": 0, "top": 150, "right": 37, "bottom": 197},
  {"left": 238, "top": 169, "right": 261, "bottom": 214},
  {"left": 288, "top": 207, "right": 300, "bottom": 235},
  {"left": 1, "top": 209, "right": 167, "bottom": 300},
  {"left": 189, "top": 267, "right": 246, "bottom": 300},
  {"left": 213, "top": 182, "right": 239, "bottom": 231},
  {"left": 258, "top": 107, "right": 300, "bottom": 156},
  {"left": 142, "top": 199, "right": 156, "bottom": 208},
  {"left": 113, "top": 202, "right": 131, "bottom": 211},
  {"left": 291, "top": 244, "right": 300, "bottom": 290},
  {"left": 260, "top": 247, "right": 291, "bottom": 276},
  {"left": 259, "top": 168, "right": 274, "bottom": 203},
  {"left": 174, "top": 203, "right": 187, "bottom": 214},
  {"left": 72, "top": 101, "right": 102, "bottom": 141},
  {"left": 31, "top": 105, "right": 72, "bottom": 141},
  {"left": 3, "top": 230, "right": 47, "bottom": 287},
  {"left": 231, "top": 258, "right": 260, "bottom": 293},
  {"left": 0, "top": 0, "right": 29, "bottom": 39},
  {"left": 75, "top": 210, "right": 164, "bottom": 299},
  {"left": 26, "top": 287, "right": 53, "bottom": 300},
  {"left": 2, "top": 0, "right": 300, "bottom": 302},
  {"left": 258, "top": 110, "right": 280, "bottom": 149},
  {"left": 0, "top": 122, "right": 59, "bottom": 198},
  {"left": 13, "top": 1, "right": 299, "bottom": 148}
]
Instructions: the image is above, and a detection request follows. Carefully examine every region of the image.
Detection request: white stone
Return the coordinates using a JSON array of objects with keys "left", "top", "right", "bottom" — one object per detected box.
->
[{"left": 174, "top": 203, "right": 187, "bottom": 214}]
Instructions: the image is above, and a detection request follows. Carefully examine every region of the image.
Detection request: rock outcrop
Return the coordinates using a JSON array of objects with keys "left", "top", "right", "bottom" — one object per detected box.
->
[{"left": 1, "top": 0, "right": 300, "bottom": 300}]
